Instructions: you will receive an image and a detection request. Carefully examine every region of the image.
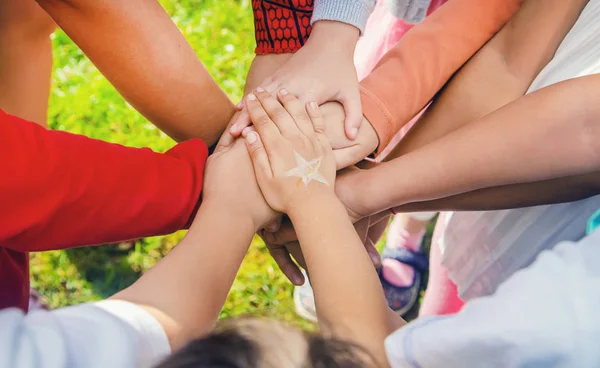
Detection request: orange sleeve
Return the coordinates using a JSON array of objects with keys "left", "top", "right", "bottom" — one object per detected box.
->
[{"left": 361, "top": 0, "right": 523, "bottom": 155}]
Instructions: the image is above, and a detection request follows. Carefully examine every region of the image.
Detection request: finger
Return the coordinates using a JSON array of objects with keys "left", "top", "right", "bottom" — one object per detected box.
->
[
  {"left": 215, "top": 111, "right": 243, "bottom": 151},
  {"left": 353, "top": 217, "right": 370, "bottom": 244},
  {"left": 307, "top": 101, "right": 332, "bottom": 154},
  {"left": 243, "top": 130, "right": 273, "bottom": 181},
  {"left": 264, "top": 241, "right": 305, "bottom": 285},
  {"left": 370, "top": 210, "right": 392, "bottom": 225},
  {"left": 253, "top": 87, "right": 299, "bottom": 138},
  {"left": 364, "top": 238, "right": 382, "bottom": 267},
  {"left": 235, "top": 100, "right": 244, "bottom": 110},
  {"left": 263, "top": 217, "right": 282, "bottom": 233},
  {"left": 229, "top": 108, "right": 251, "bottom": 137},
  {"left": 368, "top": 216, "right": 389, "bottom": 244},
  {"left": 276, "top": 90, "right": 315, "bottom": 138},
  {"left": 261, "top": 76, "right": 280, "bottom": 94},
  {"left": 286, "top": 241, "right": 307, "bottom": 271},
  {"left": 245, "top": 93, "right": 285, "bottom": 163},
  {"left": 262, "top": 220, "right": 298, "bottom": 245},
  {"left": 339, "top": 93, "right": 363, "bottom": 140},
  {"left": 332, "top": 145, "right": 367, "bottom": 170}
]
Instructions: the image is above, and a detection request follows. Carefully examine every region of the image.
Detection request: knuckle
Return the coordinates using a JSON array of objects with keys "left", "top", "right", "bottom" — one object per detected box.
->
[
  {"left": 249, "top": 144, "right": 264, "bottom": 159},
  {"left": 269, "top": 106, "right": 289, "bottom": 120},
  {"left": 254, "top": 116, "right": 271, "bottom": 127}
]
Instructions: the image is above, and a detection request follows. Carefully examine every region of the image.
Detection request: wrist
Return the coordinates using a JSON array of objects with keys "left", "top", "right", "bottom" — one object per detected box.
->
[
  {"left": 286, "top": 189, "right": 339, "bottom": 219},
  {"left": 199, "top": 198, "right": 259, "bottom": 233},
  {"left": 309, "top": 21, "right": 359, "bottom": 54},
  {"left": 363, "top": 163, "right": 408, "bottom": 216},
  {"left": 350, "top": 167, "right": 380, "bottom": 218}
]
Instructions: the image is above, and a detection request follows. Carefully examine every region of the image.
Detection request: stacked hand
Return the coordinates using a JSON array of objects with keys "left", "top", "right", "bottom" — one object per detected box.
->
[
  {"left": 231, "top": 21, "right": 363, "bottom": 141},
  {"left": 241, "top": 88, "right": 336, "bottom": 218},
  {"left": 232, "top": 88, "right": 386, "bottom": 285}
]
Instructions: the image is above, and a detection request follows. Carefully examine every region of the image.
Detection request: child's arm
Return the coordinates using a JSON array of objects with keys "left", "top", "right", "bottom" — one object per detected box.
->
[
  {"left": 230, "top": 0, "right": 376, "bottom": 140},
  {"left": 361, "top": 0, "right": 522, "bottom": 155},
  {"left": 0, "top": 109, "right": 207, "bottom": 252},
  {"left": 239, "top": 0, "right": 524, "bottom": 167},
  {"left": 36, "top": 0, "right": 234, "bottom": 145},
  {"left": 336, "top": 75, "right": 600, "bottom": 219},
  {"left": 385, "top": 0, "right": 588, "bottom": 159},
  {"left": 111, "top": 138, "right": 276, "bottom": 347},
  {"left": 1, "top": 140, "right": 276, "bottom": 367},
  {"left": 396, "top": 172, "right": 600, "bottom": 213},
  {"left": 243, "top": 90, "right": 399, "bottom": 366}
]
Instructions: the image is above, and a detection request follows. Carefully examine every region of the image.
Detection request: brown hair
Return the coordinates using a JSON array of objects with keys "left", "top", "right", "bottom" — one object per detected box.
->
[{"left": 156, "top": 318, "right": 375, "bottom": 368}]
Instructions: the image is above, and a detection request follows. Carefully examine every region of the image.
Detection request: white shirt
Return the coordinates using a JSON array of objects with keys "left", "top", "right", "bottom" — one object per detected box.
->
[
  {"left": 0, "top": 300, "right": 170, "bottom": 368},
  {"left": 386, "top": 227, "right": 600, "bottom": 368}
]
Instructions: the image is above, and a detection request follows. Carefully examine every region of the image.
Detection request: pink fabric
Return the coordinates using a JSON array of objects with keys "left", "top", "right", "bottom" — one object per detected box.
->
[
  {"left": 354, "top": 0, "right": 463, "bottom": 316},
  {"left": 419, "top": 217, "right": 464, "bottom": 316},
  {"left": 354, "top": 0, "right": 447, "bottom": 158}
]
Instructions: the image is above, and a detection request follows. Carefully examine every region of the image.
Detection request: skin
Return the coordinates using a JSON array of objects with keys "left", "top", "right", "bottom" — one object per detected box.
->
[
  {"left": 242, "top": 90, "right": 402, "bottom": 366},
  {"left": 0, "top": 0, "right": 56, "bottom": 125},
  {"left": 35, "top": 0, "right": 235, "bottom": 145},
  {"left": 111, "top": 137, "right": 277, "bottom": 349},
  {"left": 263, "top": 0, "right": 595, "bottom": 276},
  {"left": 230, "top": 20, "right": 364, "bottom": 140}
]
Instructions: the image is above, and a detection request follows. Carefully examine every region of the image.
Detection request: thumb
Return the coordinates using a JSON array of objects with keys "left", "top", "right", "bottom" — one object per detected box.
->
[
  {"left": 243, "top": 129, "right": 272, "bottom": 181},
  {"left": 229, "top": 108, "right": 252, "bottom": 137},
  {"left": 365, "top": 239, "right": 382, "bottom": 267},
  {"left": 333, "top": 145, "right": 367, "bottom": 170},
  {"left": 339, "top": 90, "right": 363, "bottom": 140}
]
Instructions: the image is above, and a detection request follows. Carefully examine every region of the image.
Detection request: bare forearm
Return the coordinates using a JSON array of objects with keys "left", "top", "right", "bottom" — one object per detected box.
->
[
  {"left": 112, "top": 203, "right": 256, "bottom": 349},
  {"left": 37, "top": 0, "right": 234, "bottom": 144},
  {"left": 289, "top": 194, "right": 391, "bottom": 364},
  {"left": 357, "top": 75, "right": 600, "bottom": 216},
  {"left": 396, "top": 172, "right": 600, "bottom": 213},
  {"left": 386, "top": 0, "right": 587, "bottom": 160}
]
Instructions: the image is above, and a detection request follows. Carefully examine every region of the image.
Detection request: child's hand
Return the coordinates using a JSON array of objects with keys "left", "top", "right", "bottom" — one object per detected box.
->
[
  {"left": 232, "top": 21, "right": 362, "bottom": 140},
  {"left": 241, "top": 88, "right": 336, "bottom": 213},
  {"left": 202, "top": 136, "right": 278, "bottom": 231}
]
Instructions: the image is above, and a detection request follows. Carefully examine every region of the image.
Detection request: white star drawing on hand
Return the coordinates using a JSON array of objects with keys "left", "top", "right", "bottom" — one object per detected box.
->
[{"left": 285, "top": 151, "right": 329, "bottom": 187}]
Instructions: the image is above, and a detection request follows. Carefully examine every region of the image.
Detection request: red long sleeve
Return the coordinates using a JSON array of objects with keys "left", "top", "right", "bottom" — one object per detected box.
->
[
  {"left": 253, "top": 0, "right": 314, "bottom": 54},
  {"left": 0, "top": 109, "right": 207, "bottom": 310},
  {"left": 0, "top": 109, "right": 207, "bottom": 250}
]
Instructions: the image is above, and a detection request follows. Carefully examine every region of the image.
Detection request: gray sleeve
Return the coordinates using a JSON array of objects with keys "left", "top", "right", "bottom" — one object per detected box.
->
[{"left": 311, "top": 0, "right": 377, "bottom": 34}]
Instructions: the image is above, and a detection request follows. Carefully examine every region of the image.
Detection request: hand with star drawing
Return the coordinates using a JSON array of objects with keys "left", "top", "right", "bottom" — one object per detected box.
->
[{"left": 241, "top": 88, "right": 336, "bottom": 213}]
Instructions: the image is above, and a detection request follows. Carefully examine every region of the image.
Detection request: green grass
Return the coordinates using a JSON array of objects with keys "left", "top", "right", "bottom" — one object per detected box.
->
[{"left": 31, "top": 0, "right": 312, "bottom": 328}]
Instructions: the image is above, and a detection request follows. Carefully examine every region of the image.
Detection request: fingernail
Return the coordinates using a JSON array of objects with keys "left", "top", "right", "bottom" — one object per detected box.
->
[
  {"left": 370, "top": 252, "right": 381, "bottom": 266},
  {"left": 246, "top": 131, "right": 257, "bottom": 143},
  {"left": 309, "top": 101, "right": 317, "bottom": 110},
  {"left": 279, "top": 88, "right": 288, "bottom": 95},
  {"left": 247, "top": 93, "right": 256, "bottom": 101},
  {"left": 229, "top": 124, "right": 238, "bottom": 133},
  {"left": 256, "top": 87, "right": 265, "bottom": 93},
  {"left": 236, "top": 101, "right": 244, "bottom": 109},
  {"left": 351, "top": 127, "right": 358, "bottom": 138}
]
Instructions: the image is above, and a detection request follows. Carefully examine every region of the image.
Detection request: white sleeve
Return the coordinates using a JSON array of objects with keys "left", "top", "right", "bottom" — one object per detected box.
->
[
  {"left": 0, "top": 300, "right": 170, "bottom": 368},
  {"left": 385, "top": 229, "right": 600, "bottom": 368}
]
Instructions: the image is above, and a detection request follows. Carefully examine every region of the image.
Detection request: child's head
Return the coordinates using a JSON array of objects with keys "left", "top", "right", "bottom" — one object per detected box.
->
[{"left": 157, "top": 317, "right": 374, "bottom": 368}]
